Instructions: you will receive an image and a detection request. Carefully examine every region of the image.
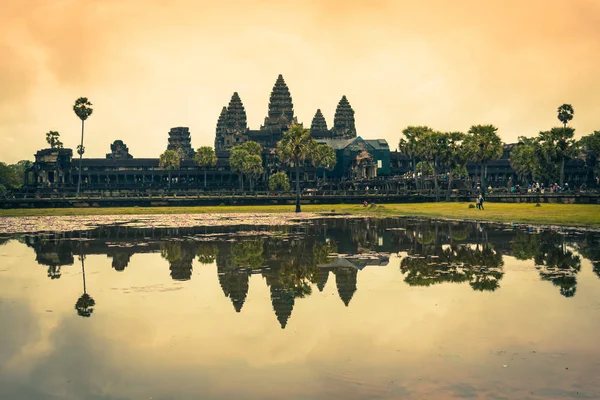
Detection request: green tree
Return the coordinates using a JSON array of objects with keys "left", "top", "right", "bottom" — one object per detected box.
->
[
  {"left": 0, "top": 162, "right": 21, "bottom": 194},
  {"left": 73, "top": 97, "right": 93, "bottom": 196},
  {"left": 557, "top": 104, "right": 574, "bottom": 128},
  {"left": 277, "top": 124, "right": 316, "bottom": 213},
  {"left": 399, "top": 126, "right": 431, "bottom": 190},
  {"left": 464, "top": 124, "right": 503, "bottom": 193},
  {"left": 580, "top": 130, "right": 600, "bottom": 181},
  {"left": 440, "top": 132, "right": 466, "bottom": 201},
  {"left": 418, "top": 130, "right": 447, "bottom": 201},
  {"left": 229, "top": 141, "right": 264, "bottom": 191},
  {"left": 510, "top": 137, "right": 542, "bottom": 185},
  {"left": 538, "top": 127, "right": 578, "bottom": 186},
  {"left": 8, "top": 160, "right": 33, "bottom": 187},
  {"left": 312, "top": 143, "right": 337, "bottom": 182},
  {"left": 45, "top": 131, "right": 63, "bottom": 149},
  {"left": 159, "top": 149, "right": 181, "bottom": 188},
  {"left": 193, "top": 146, "right": 217, "bottom": 188},
  {"left": 268, "top": 171, "right": 291, "bottom": 191}
]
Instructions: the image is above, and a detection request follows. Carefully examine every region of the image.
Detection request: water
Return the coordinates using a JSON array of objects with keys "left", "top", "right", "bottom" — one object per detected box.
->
[{"left": 1, "top": 217, "right": 599, "bottom": 400}]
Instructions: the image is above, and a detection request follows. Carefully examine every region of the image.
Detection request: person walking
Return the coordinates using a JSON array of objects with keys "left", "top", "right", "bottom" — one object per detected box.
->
[{"left": 478, "top": 194, "right": 485, "bottom": 210}]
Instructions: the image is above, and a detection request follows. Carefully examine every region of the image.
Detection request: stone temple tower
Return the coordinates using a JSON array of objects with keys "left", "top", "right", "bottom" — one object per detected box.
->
[
  {"left": 310, "top": 109, "right": 330, "bottom": 139},
  {"left": 215, "top": 92, "right": 249, "bottom": 150},
  {"left": 167, "top": 127, "right": 194, "bottom": 159},
  {"left": 331, "top": 95, "right": 357, "bottom": 139},
  {"left": 261, "top": 74, "right": 298, "bottom": 132}
]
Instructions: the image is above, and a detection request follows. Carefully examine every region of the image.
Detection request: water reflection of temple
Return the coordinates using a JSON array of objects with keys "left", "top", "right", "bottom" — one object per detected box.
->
[{"left": 21, "top": 218, "right": 600, "bottom": 327}]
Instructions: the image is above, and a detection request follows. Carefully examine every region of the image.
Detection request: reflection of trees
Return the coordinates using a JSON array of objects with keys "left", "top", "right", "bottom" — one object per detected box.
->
[
  {"left": 75, "top": 252, "right": 96, "bottom": 318},
  {"left": 196, "top": 243, "right": 218, "bottom": 264},
  {"left": 575, "top": 233, "right": 600, "bottom": 280},
  {"left": 232, "top": 240, "right": 264, "bottom": 269},
  {"left": 400, "top": 242, "right": 505, "bottom": 292},
  {"left": 512, "top": 232, "right": 582, "bottom": 297},
  {"left": 27, "top": 238, "right": 75, "bottom": 280},
  {"left": 535, "top": 235, "right": 581, "bottom": 298},
  {"left": 160, "top": 242, "right": 195, "bottom": 281}
]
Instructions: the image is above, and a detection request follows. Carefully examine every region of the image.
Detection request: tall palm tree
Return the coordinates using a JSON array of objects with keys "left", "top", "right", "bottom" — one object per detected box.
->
[
  {"left": 75, "top": 252, "right": 95, "bottom": 317},
  {"left": 194, "top": 146, "right": 217, "bottom": 188},
  {"left": 399, "top": 126, "right": 431, "bottom": 191},
  {"left": 557, "top": 104, "right": 574, "bottom": 128},
  {"left": 277, "top": 124, "right": 316, "bottom": 213},
  {"left": 73, "top": 97, "right": 93, "bottom": 196}
]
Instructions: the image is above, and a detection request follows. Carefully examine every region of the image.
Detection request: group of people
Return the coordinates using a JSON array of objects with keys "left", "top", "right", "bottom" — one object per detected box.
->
[
  {"left": 509, "top": 182, "right": 572, "bottom": 194},
  {"left": 475, "top": 193, "right": 485, "bottom": 210}
]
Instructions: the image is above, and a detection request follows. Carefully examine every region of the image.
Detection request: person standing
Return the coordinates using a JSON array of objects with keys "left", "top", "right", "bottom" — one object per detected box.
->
[{"left": 478, "top": 193, "right": 484, "bottom": 210}]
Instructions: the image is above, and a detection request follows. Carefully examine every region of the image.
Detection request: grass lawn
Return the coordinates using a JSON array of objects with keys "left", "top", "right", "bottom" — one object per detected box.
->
[{"left": 1, "top": 202, "right": 599, "bottom": 228}]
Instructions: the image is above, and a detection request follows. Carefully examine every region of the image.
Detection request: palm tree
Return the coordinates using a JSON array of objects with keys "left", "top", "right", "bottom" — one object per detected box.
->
[
  {"left": 193, "top": 146, "right": 217, "bottom": 188},
  {"left": 464, "top": 124, "right": 503, "bottom": 194},
  {"left": 557, "top": 104, "right": 574, "bottom": 128},
  {"left": 538, "top": 127, "right": 578, "bottom": 186},
  {"left": 399, "top": 126, "right": 431, "bottom": 190},
  {"left": 277, "top": 124, "right": 316, "bottom": 213},
  {"left": 75, "top": 253, "right": 95, "bottom": 317},
  {"left": 159, "top": 149, "right": 181, "bottom": 188},
  {"left": 73, "top": 97, "right": 93, "bottom": 196},
  {"left": 229, "top": 141, "right": 263, "bottom": 191},
  {"left": 312, "top": 143, "right": 337, "bottom": 183}
]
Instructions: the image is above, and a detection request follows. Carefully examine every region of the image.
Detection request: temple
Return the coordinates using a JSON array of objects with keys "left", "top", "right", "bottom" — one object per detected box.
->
[{"left": 21, "top": 74, "right": 595, "bottom": 194}]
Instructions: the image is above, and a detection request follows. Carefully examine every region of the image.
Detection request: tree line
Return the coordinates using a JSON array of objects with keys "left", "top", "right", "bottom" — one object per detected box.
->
[{"left": 398, "top": 104, "right": 600, "bottom": 200}]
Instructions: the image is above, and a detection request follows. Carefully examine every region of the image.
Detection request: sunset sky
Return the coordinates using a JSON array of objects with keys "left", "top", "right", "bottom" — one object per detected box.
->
[{"left": 1, "top": 0, "right": 599, "bottom": 163}]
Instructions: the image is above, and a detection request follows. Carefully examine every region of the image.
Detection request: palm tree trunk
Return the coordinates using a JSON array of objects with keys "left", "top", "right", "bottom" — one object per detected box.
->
[
  {"left": 295, "top": 162, "right": 301, "bottom": 213},
  {"left": 168, "top": 171, "right": 172, "bottom": 189},
  {"left": 323, "top": 169, "right": 326, "bottom": 183},
  {"left": 76, "top": 120, "right": 84, "bottom": 196},
  {"left": 204, "top": 169, "right": 207, "bottom": 188},
  {"left": 446, "top": 171, "right": 453, "bottom": 201},
  {"left": 81, "top": 256, "right": 87, "bottom": 295},
  {"left": 240, "top": 174, "right": 244, "bottom": 191},
  {"left": 433, "top": 163, "right": 439, "bottom": 202},
  {"left": 413, "top": 156, "right": 418, "bottom": 190},
  {"left": 560, "top": 157, "right": 565, "bottom": 186}
]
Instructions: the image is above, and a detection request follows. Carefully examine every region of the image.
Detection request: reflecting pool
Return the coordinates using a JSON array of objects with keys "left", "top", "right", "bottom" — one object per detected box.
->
[{"left": 1, "top": 217, "right": 599, "bottom": 399}]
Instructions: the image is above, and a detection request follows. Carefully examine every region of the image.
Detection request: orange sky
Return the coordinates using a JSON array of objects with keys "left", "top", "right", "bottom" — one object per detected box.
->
[{"left": 1, "top": 0, "right": 599, "bottom": 163}]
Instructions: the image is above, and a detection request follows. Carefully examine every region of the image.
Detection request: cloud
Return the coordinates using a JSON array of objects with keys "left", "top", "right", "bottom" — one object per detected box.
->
[{"left": 0, "top": 0, "right": 599, "bottom": 162}]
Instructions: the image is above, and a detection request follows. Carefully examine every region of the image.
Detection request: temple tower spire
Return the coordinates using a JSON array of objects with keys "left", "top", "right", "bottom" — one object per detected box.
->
[
  {"left": 310, "top": 109, "right": 329, "bottom": 139},
  {"left": 262, "top": 74, "right": 297, "bottom": 131},
  {"left": 225, "top": 92, "right": 247, "bottom": 133},
  {"left": 332, "top": 95, "right": 356, "bottom": 139},
  {"left": 215, "top": 106, "right": 228, "bottom": 150}
]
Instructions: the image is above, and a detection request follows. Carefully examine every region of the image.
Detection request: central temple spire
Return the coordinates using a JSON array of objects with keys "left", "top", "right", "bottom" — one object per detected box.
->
[{"left": 262, "top": 74, "right": 297, "bottom": 131}]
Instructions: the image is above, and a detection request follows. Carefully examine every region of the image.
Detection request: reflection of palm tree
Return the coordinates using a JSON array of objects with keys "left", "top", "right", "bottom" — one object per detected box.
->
[
  {"left": 530, "top": 232, "right": 581, "bottom": 298},
  {"left": 75, "top": 253, "right": 95, "bottom": 318}
]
